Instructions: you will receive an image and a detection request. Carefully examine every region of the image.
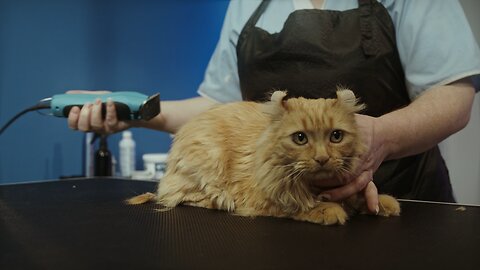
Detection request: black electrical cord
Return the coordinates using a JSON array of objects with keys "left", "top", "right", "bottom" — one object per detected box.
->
[{"left": 0, "top": 103, "right": 51, "bottom": 136}]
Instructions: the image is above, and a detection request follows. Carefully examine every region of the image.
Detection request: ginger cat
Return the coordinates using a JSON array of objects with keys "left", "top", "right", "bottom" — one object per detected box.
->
[{"left": 128, "top": 89, "right": 400, "bottom": 225}]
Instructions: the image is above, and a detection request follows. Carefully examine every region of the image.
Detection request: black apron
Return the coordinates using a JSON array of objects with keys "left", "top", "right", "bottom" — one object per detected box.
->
[{"left": 236, "top": 0, "right": 455, "bottom": 202}]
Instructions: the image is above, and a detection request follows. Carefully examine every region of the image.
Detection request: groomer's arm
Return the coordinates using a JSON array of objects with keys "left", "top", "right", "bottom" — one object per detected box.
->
[
  {"left": 379, "top": 78, "right": 474, "bottom": 160},
  {"left": 67, "top": 92, "right": 217, "bottom": 134},
  {"left": 321, "top": 79, "right": 475, "bottom": 212},
  {"left": 133, "top": 97, "right": 217, "bottom": 134}
]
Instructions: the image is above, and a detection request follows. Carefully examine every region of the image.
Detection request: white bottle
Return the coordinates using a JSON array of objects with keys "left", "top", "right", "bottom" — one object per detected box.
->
[{"left": 119, "top": 130, "right": 136, "bottom": 177}]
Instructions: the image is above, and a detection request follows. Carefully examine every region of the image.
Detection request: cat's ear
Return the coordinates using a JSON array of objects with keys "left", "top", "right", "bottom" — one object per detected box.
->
[
  {"left": 271, "top": 90, "right": 287, "bottom": 106},
  {"left": 264, "top": 90, "right": 288, "bottom": 117},
  {"left": 336, "top": 88, "right": 366, "bottom": 113}
]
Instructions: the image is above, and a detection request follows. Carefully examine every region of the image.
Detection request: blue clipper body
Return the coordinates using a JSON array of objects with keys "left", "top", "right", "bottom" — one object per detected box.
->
[{"left": 50, "top": 91, "right": 160, "bottom": 121}]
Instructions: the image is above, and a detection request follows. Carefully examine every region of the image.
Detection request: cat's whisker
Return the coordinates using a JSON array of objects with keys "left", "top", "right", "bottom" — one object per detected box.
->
[
  {"left": 287, "top": 170, "right": 303, "bottom": 182},
  {"left": 297, "top": 171, "right": 308, "bottom": 183},
  {"left": 335, "top": 164, "right": 350, "bottom": 173},
  {"left": 290, "top": 167, "right": 310, "bottom": 184},
  {"left": 276, "top": 163, "right": 305, "bottom": 184},
  {"left": 334, "top": 166, "right": 353, "bottom": 182},
  {"left": 272, "top": 165, "right": 298, "bottom": 181},
  {"left": 293, "top": 161, "right": 310, "bottom": 171}
]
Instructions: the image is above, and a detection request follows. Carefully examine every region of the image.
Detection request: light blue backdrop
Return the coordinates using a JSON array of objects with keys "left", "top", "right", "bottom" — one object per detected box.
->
[{"left": 0, "top": 0, "right": 230, "bottom": 183}]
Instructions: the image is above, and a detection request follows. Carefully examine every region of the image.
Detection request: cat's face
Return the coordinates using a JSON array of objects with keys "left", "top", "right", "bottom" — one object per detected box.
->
[{"left": 265, "top": 90, "right": 365, "bottom": 182}]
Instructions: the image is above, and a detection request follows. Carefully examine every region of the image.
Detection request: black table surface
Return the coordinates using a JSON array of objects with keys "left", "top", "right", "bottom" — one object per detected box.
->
[{"left": 0, "top": 178, "right": 479, "bottom": 270}]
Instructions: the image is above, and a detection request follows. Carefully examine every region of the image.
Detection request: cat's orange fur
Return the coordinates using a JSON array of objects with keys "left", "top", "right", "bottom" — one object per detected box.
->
[{"left": 127, "top": 89, "right": 400, "bottom": 225}]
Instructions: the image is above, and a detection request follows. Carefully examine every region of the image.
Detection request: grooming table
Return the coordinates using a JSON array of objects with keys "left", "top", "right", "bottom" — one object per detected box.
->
[{"left": 1, "top": 178, "right": 478, "bottom": 269}]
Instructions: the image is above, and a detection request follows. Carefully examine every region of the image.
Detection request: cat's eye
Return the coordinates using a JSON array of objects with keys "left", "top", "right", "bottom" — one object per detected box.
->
[
  {"left": 292, "top": 132, "right": 308, "bottom": 145},
  {"left": 330, "top": 130, "right": 344, "bottom": 143}
]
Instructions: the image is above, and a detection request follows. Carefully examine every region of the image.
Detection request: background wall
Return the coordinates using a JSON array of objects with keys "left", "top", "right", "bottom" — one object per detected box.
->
[
  {"left": 442, "top": 0, "right": 480, "bottom": 205},
  {"left": 0, "top": 0, "right": 229, "bottom": 182},
  {"left": 0, "top": 0, "right": 479, "bottom": 204}
]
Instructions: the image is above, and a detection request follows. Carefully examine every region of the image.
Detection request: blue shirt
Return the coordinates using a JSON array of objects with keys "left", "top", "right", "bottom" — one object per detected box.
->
[{"left": 198, "top": 0, "right": 480, "bottom": 103}]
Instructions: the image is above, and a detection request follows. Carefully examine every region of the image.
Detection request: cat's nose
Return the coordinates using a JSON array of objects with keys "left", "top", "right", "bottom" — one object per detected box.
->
[{"left": 315, "top": 157, "right": 329, "bottom": 166}]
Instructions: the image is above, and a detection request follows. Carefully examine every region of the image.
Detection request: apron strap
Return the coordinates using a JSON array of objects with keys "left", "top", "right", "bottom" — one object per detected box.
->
[
  {"left": 244, "top": 0, "right": 271, "bottom": 30},
  {"left": 358, "top": 0, "right": 377, "bottom": 56}
]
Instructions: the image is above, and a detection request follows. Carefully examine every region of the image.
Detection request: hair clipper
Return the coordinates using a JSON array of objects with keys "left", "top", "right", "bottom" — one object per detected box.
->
[{"left": 50, "top": 91, "right": 161, "bottom": 121}]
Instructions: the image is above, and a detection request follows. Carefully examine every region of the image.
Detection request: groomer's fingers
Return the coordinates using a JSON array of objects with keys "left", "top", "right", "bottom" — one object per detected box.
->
[
  {"left": 364, "top": 181, "right": 379, "bottom": 214},
  {"left": 77, "top": 102, "right": 93, "bottom": 131},
  {"left": 320, "top": 170, "right": 373, "bottom": 202},
  {"left": 67, "top": 106, "right": 81, "bottom": 130},
  {"left": 90, "top": 98, "right": 104, "bottom": 132},
  {"left": 105, "top": 98, "right": 118, "bottom": 126},
  {"left": 104, "top": 98, "right": 121, "bottom": 134}
]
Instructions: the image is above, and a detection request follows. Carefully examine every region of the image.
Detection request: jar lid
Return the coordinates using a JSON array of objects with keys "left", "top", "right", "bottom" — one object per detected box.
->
[{"left": 143, "top": 153, "right": 168, "bottom": 162}]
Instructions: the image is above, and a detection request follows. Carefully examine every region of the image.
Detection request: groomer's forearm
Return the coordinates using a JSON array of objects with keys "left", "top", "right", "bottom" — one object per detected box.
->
[
  {"left": 377, "top": 79, "right": 475, "bottom": 160},
  {"left": 133, "top": 96, "right": 218, "bottom": 134}
]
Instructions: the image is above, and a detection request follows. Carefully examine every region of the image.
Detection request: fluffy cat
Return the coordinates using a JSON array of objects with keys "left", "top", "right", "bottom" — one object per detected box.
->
[{"left": 127, "top": 89, "right": 400, "bottom": 225}]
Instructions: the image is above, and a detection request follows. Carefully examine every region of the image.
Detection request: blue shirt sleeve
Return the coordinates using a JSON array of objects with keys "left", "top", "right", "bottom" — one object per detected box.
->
[
  {"left": 196, "top": 1, "right": 258, "bottom": 103},
  {"left": 390, "top": 0, "right": 480, "bottom": 98}
]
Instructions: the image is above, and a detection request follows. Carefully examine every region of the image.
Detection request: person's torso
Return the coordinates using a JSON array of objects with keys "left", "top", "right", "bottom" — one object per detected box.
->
[{"left": 234, "top": 0, "right": 455, "bottom": 202}]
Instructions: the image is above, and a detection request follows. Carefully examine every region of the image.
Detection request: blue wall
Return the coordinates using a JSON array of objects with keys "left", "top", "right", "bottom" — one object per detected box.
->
[{"left": 0, "top": 0, "right": 229, "bottom": 183}]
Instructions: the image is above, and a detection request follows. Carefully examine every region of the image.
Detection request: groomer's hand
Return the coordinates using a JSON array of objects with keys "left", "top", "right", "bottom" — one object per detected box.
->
[
  {"left": 66, "top": 90, "right": 131, "bottom": 134},
  {"left": 316, "top": 114, "right": 387, "bottom": 214}
]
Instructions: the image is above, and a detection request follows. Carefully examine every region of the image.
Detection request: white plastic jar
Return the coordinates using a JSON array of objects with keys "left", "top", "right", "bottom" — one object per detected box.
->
[{"left": 143, "top": 153, "right": 168, "bottom": 180}]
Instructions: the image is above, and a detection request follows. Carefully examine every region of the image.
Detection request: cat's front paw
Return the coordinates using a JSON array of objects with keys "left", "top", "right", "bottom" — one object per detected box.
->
[
  {"left": 321, "top": 203, "right": 349, "bottom": 225},
  {"left": 296, "top": 202, "right": 348, "bottom": 225},
  {"left": 377, "top": 194, "right": 401, "bottom": 217}
]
